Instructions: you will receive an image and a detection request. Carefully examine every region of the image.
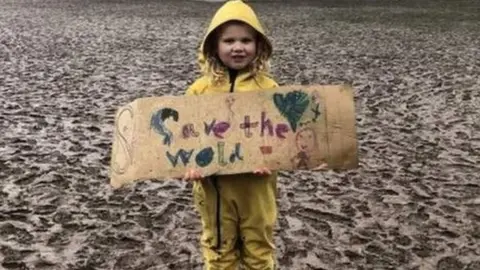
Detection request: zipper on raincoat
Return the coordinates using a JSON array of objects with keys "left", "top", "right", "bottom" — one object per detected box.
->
[{"left": 213, "top": 69, "right": 238, "bottom": 251}]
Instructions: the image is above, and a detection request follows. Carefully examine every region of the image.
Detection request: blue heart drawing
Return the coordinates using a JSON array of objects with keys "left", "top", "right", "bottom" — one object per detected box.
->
[{"left": 273, "top": 90, "right": 309, "bottom": 132}]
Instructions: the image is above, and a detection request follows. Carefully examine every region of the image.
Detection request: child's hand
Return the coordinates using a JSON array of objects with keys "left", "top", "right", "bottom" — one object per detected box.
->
[
  {"left": 312, "top": 163, "right": 329, "bottom": 171},
  {"left": 183, "top": 168, "right": 203, "bottom": 181},
  {"left": 253, "top": 167, "right": 271, "bottom": 175}
]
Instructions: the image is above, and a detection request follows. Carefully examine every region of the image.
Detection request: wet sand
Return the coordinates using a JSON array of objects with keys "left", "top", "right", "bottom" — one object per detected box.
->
[{"left": 1, "top": 0, "right": 479, "bottom": 269}]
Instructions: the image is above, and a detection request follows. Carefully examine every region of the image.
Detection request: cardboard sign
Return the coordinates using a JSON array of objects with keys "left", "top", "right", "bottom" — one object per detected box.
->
[{"left": 109, "top": 84, "right": 358, "bottom": 188}]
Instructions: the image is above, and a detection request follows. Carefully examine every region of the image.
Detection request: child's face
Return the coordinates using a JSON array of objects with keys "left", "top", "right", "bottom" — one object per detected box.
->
[{"left": 216, "top": 22, "right": 257, "bottom": 70}]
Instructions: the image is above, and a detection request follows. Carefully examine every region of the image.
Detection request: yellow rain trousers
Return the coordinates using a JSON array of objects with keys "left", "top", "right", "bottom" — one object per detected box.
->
[{"left": 185, "top": 1, "right": 279, "bottom": 269}]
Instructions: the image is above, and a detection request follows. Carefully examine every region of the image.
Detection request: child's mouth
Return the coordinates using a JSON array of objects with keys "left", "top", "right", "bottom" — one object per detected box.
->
[{"left": 232, "top": 56, "right": 245, "bottom": 62}]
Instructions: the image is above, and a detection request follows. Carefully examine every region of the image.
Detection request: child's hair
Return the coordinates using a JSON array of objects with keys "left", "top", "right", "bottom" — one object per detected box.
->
[{"left": 201, "top": 20, "right": 273, "bottom": 85}]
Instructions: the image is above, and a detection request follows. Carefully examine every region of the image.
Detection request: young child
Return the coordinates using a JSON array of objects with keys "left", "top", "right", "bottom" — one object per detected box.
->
[{"left": 183, "top": 0, "right": 279, "bottom": 269}]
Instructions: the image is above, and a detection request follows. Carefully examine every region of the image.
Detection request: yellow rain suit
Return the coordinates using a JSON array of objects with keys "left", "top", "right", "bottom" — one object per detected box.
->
[{"left": 185, "top": 1, "right": 278, "bottom": 269}]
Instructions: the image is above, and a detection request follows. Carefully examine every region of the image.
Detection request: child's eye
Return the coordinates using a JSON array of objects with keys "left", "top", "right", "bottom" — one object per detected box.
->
[
  {"left": 223, "top": 38, "right": 235, "bottom": 43},
  {"left": 241, "top": 38, "right": 253, "bottom": 43}
]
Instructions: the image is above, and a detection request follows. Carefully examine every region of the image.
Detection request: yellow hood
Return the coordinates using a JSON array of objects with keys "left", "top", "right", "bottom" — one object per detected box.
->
[{"left": 197, "top": 0, "right": 272, "bottom": 68}]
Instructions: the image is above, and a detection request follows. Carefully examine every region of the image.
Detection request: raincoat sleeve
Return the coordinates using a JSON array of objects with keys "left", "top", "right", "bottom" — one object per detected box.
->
[
  {"left": 258, "top": 74, "right": 279, "bottom": 90},
  {"left": 267, "top": 77, "right": 279, "bottom": 88},
  {"left": 185, "top": 76, "right": 208, "bottom": 96}
]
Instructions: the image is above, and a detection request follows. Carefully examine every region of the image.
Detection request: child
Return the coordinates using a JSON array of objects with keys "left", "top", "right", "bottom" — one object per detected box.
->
[{"left": 183, "top": 0, "right": 279, "bottom": 269}]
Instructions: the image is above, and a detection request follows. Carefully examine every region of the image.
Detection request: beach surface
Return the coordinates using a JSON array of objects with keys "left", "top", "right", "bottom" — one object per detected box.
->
[{"left": 1, "top": 0, "right": 479, "bottom": 269}]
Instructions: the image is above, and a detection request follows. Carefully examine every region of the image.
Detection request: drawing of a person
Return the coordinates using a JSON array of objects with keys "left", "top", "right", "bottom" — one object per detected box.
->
[{"left": 291, "top": 127, "right": 317, "bottom": 169}]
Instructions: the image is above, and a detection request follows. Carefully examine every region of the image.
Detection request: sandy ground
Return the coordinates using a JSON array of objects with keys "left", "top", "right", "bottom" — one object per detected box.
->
[{"left": 1, "top": 0, "right": 480, "bottom": 269}]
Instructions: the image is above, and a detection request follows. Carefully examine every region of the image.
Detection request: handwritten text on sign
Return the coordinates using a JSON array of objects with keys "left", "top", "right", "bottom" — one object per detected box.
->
[{"left": 149, "top": 90, "right": 322, "bottom": 169}]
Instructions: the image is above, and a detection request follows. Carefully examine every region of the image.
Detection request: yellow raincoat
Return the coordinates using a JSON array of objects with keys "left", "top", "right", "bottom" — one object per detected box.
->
[{"left": 185, "top": 1, "right": 278, "bottom": 269}]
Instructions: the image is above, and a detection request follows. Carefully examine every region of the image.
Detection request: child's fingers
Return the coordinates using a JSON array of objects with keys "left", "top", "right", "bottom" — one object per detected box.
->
[
  {"left": 312, "top": 163, "right": 329, "bottom": 171},
  {"left": 183, "top": 169, "right": 194, "bottom": 180},
  {"left": 183, "top": 168, "right": 203, "bottom": 181},
  {"left": 193, "top": 170, "right": 202, "bottom": 179},
  {"left": 253, "top": 167, "right": 271, "bottom": 175},
  {"left": 260, "top": 167, "right": 271, "bottom": 174},
  {"left": 182, "top": 170, "right": 190, "bottom": 181}
]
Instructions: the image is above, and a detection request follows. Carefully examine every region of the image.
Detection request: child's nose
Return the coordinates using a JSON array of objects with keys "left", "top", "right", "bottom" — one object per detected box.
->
[{"left": 232, "top": 42, "right": 243, "bottom": 51}]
